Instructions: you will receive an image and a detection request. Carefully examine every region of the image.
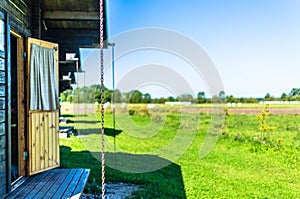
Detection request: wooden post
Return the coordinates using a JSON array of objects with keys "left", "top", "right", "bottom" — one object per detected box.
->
[
  {"left": 32, "top": 0, "right": 41, "bottom": 38},
  {"left": 5, "top": 12, "right": 11, "bottom": 194}
]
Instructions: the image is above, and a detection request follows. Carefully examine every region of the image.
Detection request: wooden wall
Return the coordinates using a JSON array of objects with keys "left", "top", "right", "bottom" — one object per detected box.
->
[
  {"left": 0, "top": 0, "right": 32, "bottom": 36},
  {"left": 0, "top": 1, "right": 32, "bottom": 196},
  {"left": 0, "top": 10, "right": 8, "bottom": 196}
]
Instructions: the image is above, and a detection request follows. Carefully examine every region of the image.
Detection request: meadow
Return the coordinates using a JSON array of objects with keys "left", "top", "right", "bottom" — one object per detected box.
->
[{"left": 59, "top": 104, "right": 300, "bottom": 198}]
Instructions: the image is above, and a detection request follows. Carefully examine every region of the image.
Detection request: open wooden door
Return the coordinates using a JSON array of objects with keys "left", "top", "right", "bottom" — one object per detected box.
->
[{"left": 26, "top": 38, "right": 60, "bottom": 175}]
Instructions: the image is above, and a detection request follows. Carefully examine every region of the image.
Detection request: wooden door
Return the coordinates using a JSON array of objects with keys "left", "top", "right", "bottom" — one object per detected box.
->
[{"left": 26, "top": 38, "right": 60, "bottom": 175}]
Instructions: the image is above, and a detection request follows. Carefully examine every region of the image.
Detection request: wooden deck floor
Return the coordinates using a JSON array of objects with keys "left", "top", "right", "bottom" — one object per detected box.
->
[{"left": 5, "top": 168, "right": 90, "bottom": 199}]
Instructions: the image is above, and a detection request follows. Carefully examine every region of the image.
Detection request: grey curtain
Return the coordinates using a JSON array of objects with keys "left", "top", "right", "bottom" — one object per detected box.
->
[{"left": 30, "top": 44, "right": 59, "bottom": 110}]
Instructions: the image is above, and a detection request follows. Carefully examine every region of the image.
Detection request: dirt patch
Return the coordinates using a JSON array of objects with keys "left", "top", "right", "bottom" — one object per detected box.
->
[
  {"left": 81, "top": 183, "right": 141, "bottom": 199},
  {"left": 227, "top": 108, "right": 300, "bottom": 115}
]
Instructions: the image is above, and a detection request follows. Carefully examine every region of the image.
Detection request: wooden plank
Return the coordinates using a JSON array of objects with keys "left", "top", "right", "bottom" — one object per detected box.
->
[
  {"left": 44, "top": 113, "right": 49, "bottom": 169},
  {"left": 0, "top": 148, "right": 5, "bottom": 161},
  {"left": 49, "top": 111, "right": 59, "bottom": 167},
  {"left": 27, "top": 37, "right": 59, "bottom": 50},
  {"left": 7, "top": 0, "right": 31, "bottom": 17},
  {"left": 51, "top": 169, "right": 77, "bottom": 198},
  {"left": 16, "top": 35, "right": 26, "bottom": 176},
  {"left": 61, "top": 169, "right": 84, "bottom": 198},
  {"left": 0, "top": 0, "right": 31, "bottom": 27},
  {"left": 32, "top": 112, "right": 38, "bottom": 172},
  {"left": 51, "top": 112, "right": 56, "bottom": 167},
  {"left": 55, "top": 111, "right": 60, "bottom": 166},
  {"left": 0, "top": 173, "right": 6, "bottom": 194},
  {"left": 6, "top": 169, "right": 90, "bottom": 198},
  {"left": 6, "top": 170, "right": 49, "bottom": 198},
  {"left": 0, "top": 135, "right": 6, "bottom": 148},
  {"left": 32, "top": 113, "right": 41, "bottom": 170},
  {"left": 43, "top": 169, "right": 71, "bottom": 198},
  {"left": 32, "top": 169, "right": 62, "bottom": 198},
  {"left": 0, "top": 160, "right": 6, "bottom": 174},
  {"left": 43, "top": 11, "right": 99, "bottom": 20},
  {"left": 72, "top": 169, "right": 91, "bottom": 197},
  {"left": 48, "top": 112, "right": 53, "bottom": 167},
  {"left": 0, "top": 186, "right": 6, "bottom": 197},
  {"left": 32, "top": 0, "right": 41, "bottom": 38},
  {"left": 45, "top": 29, "right": 99, "bottom": 38},
  {"left": 23, "top": 170, "right": 56, "bottom": 199},
  {"left": 0, "top": 173, "right": 6, "bottom": 187},
  {"left": 40, "top": 113, "right": 45, "bottom": 170}
]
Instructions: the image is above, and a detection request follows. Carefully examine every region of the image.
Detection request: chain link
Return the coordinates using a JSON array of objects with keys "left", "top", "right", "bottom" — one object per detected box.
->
[{"left": 99, "top": 0, "right": 105, "bottom": 198}]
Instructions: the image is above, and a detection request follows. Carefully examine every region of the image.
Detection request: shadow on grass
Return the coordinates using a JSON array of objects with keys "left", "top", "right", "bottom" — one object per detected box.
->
[
  {"left": 60, "top": 146, "right": 186, "bottom": 198},
  {"left": 76, "top": 128, "right": 123, "bottom": 137},
  {"left": 60, "top": 114, "right": 75, "bottom": 118},
  {"left": 61, "top": 114, "right": 88, "bottom": 118},
  {"left": 75, "top": 120, "right": 99, "bottom": 125},
  {"left": 104, "top": 128, "right": 123, "bottom": 137}
]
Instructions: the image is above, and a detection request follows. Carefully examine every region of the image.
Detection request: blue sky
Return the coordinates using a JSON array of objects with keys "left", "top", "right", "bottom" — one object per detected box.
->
[{"left": 81, "top": 0, "right": 300, "bottom": 98}]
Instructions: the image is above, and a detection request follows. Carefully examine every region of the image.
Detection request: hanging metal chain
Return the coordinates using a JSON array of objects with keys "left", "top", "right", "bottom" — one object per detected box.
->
[{"left": 99, "top": 0, "right": 105, "bottom": 198}]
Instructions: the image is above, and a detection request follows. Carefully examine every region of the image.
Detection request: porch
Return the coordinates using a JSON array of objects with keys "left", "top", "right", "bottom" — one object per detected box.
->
[{"left": 5, "top": 168, "right": 90, "bottom": 199}]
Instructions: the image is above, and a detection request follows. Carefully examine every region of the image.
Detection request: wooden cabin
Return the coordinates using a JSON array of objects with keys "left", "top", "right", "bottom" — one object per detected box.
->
[{"left": 0, "top": 0, "right": 107, "bottom": 196}]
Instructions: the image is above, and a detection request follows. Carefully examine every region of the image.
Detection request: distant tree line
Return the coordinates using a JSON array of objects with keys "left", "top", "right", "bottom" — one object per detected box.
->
[{"left": 59, "top": 85, "right": 300, "bottom": 104}]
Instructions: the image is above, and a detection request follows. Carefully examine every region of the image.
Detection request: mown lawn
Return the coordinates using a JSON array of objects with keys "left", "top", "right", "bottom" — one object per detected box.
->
[{"left": 60, "top": 107, "right": 300, "bottom": 198}]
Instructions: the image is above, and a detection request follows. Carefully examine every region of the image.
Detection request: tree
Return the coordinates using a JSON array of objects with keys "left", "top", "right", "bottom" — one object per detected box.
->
[
  {"left": 177, "top": 93, "right": 194, "bottom": 102},
  {"left": 289, "top": 88, "right": 300, "bottom": 96},
  {"left": 219, "top": 91, "right": 225, "bottom": 100},
  {"left": 158, "top": 97, "right": 167, "bottom": 104},
  {"left": 142, "top": 93, "right": 152, "bottom": 103},
  {"left": 104, "top": 89, "right": 113, "bottom": 103},
  {"left": 239, "top": 97, "right": 246, "bottom": 103},
  {"left": 94, "top": 86, "right": 112, "bottom": 103},
  {"left": 280, "top": 93, "right": 288, "bottom": 101},
  {"left": 226, "top": 95, "right": 236, "bottom": 103},
  {"left": 264, "top": 93, "right": 275, "bottom": 101},
  {"left": 197, "top": 91, "right": 206, "bottom": 103},
  {"left": 113, "top": 89, "right": 122, "bottom": 103},
  {"left": 166, "top": 96, "right": 176, "bottom": 102},
  {"left": 211, "top": 91, "right": 225, "bottom": 103},
  {"left": 246, "top": 97, "right": 257, "bottom": 103},
  {"left": 264, "top": 93, "right": 270, "bottom": 100},
  {"left": 129, "top": 90, "right": 143, "bottom": 103}
]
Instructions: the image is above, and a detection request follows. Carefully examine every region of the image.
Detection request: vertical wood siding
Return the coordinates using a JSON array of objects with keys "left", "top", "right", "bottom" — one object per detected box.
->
[{"left": 28, "top": 111, "right": 60, "bottom": 175}]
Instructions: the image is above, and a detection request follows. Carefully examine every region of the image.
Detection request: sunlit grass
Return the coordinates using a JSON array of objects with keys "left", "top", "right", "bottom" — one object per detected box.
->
[{"left": 60, "top": 106, "right": 300, "bottom": 198}]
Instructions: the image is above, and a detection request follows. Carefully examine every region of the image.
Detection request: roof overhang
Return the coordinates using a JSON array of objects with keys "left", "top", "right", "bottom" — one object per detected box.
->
[{"left": 39, "top": 0, "right": 108, "bottom": 60}]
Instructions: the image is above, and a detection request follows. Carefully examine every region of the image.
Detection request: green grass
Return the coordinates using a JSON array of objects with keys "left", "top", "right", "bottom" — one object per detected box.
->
[{"left": 60, "top": 109, "right": 300, "bottom": 198}]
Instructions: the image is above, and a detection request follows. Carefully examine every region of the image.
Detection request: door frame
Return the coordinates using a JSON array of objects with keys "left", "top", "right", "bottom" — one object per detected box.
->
[{"left": 10, "top": 30, "right": 26, "bottom": 178}]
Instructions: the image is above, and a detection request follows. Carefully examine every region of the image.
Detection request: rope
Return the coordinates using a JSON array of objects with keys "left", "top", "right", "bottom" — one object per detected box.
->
[{"left": 99, "top": 0, "right": 105, "bottom": 198}]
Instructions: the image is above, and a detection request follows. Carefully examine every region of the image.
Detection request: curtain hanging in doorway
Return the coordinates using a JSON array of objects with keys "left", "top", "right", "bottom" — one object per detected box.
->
[{"left": 30, "top": 44, "right": 59, "bottom": 110}]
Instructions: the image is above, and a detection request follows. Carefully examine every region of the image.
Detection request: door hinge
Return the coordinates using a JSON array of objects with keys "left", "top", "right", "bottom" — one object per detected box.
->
[
  {"left": 23, "top": 151, "right": 28, "bottom": 161},
  {"left": 23, "top": 52, "right": 27, "bottom": 62}
]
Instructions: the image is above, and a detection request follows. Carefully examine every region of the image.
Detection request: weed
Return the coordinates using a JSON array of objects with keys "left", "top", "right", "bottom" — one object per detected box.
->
[{"left": 257, "top": 105, "right": 275, "bottom": 142}]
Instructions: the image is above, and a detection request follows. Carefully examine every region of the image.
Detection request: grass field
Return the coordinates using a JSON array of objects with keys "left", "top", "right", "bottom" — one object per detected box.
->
[{"left": 59, "top": 104, "right": 300, "bottom": 198}]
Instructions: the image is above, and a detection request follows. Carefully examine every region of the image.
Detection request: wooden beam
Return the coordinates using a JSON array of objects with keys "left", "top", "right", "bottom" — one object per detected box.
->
[
  {"left": 44, "top": 29, "right": 99, "bottom": 38},
  {"left": 43, "top": 11, "right": 99, "bottom": 21},
  {"left": 32, "top": 0, "right": 41, "bottom": 38}
]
